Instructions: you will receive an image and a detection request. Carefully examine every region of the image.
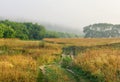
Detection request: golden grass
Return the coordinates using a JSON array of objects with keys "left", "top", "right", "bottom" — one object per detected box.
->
[
  {"left": 74, "top": 48, "right": 120, "bottom": 82},
  {"left": 44, "top": 38, "right": 120, "bottom": 46},
  {"left": 0, "top": 38, "right": 120, "bottom": 82},
  {"left": 0, "top": 38, "right": 40, "bottom": 49},
  {"left": 0, "top": 39, "right": 62, "bottom": 82},
  {"left": 0, "top": 55, "right": 37, "bottom": 82}
]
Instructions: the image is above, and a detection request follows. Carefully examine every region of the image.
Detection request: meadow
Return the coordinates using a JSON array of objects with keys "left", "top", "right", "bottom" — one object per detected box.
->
[{"left": 0, "top": 38, "right": 120, "bottom": 82}]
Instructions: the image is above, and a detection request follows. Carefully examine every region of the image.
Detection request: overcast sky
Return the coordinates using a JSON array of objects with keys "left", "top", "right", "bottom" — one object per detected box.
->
[{"left": 0, "top": 0, "right": 120, "bottom": 30}]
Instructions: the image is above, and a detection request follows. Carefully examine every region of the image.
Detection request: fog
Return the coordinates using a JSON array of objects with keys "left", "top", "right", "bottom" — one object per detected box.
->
[{"left": 0, "top": 0, "right": 120, "bottom": 30}]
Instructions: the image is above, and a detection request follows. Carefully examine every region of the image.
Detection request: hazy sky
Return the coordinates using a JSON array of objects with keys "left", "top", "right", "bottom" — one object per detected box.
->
[{"left": 0, "top": 0, "right": 120, "bottom": 30}]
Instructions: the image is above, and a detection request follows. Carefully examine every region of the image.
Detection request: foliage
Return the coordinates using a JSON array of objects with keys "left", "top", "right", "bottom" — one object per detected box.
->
[
  {"left": 0, "top": 20, "right": 81, "bottom": 40},
  {"left": 0, "top": 25, "right": 4, "bottom": 38},
  {"left": 45, "top": 30, "right": 80, "bottom": 38},
  {"left": 0, "top": 24, "right": 15, "bottom": 38},
  {"left": 3, "top": 26, "right": 15, "bottom": 38},
  {"left": 61, "top": 56, "right": 72, "bottom": 68},
  {"left": 24, "top": 23, "right": 46, "bottom": 40},
  {"left": 37, "top": 65, "right": 76, "bottom": 82},
  {"left": 0, "top": 20, "right": 45, "bottom": 40},
  {"left": 83, "top": 23, "right": 120, "bottom": 38}
]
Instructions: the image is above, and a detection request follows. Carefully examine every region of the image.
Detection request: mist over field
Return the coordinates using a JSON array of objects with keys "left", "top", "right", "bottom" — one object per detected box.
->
[{"left": 0, "top": 0, "right": 120, "bottom": 32}]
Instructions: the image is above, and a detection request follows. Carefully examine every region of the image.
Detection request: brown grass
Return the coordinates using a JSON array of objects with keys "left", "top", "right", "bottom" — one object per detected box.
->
[
  {"left": 0, "top": 55, "right": 37, "bottom": 82},
  {"left": 0, "top": 39, "right": 62, "bottom": 82},
  {"left": 74, "top": 48, "right": 120, "bottom": 82},
  {"left": 0, "top": 38, "right": 120, "bottom": 82},
  {"left": 44, "top": 38, "right": 120, "bottom": 46}
]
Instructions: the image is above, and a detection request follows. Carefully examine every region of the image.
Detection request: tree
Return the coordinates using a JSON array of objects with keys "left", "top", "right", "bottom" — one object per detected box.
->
[
  {"left": 0, "top": 20, "right": 81, "bottom": 39},
  {"left": 10, "top": 23, "right": 29, "bottom": 39},
  {"left": 0, "top": 20, "right": 29, "bottom": 39},
  {"left": 3, "top": 26, "right": 15, "bottom": 38},
  {"left": 24, "top": 23, "right": 46, "bottom": 40},
  {"left": 83, "top": 23, "right": 120, "bottom": 38},
  {"left": 0, "top": 23, "right": 15, "bottom": 38},
  {"left": 0, "top": 24, "right": 5, "bottom": 38}
]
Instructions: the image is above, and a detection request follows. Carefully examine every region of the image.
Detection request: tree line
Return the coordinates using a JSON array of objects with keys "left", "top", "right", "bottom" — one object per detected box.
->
[
  {"left": 83, "top": 23, "right": 120, "bottom": 38},
  {"left": 45, "top": 30, "right": 80, "bottom": 38},
  {"left": 0, "top": 20, "right": 80, "bottom": 40}
]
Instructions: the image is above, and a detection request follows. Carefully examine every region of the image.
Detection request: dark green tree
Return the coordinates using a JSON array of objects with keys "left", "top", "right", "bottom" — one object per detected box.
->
[
  {"left": 83, "top": 23, "right": 120, "bottom": 38},
  {"left": 3, "top": 26, "right": 15, "bottom": 38},
  {"left": 0, "top": 24, "right": 5, "bottom": 38},
  {"left": 24, "top": 23, "right": 46, "bottom": 40},
  {"left": 0, "top": 20, "right": 29, "bottom": 39}
]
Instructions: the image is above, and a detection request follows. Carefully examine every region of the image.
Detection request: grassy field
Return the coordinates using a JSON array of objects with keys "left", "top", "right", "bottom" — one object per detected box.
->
[
  {"left": 0, "top": 38, "right": 120, "bottom": 82},
  {"left": 44, "top": 38, "right": 120, "bottom": 46}
]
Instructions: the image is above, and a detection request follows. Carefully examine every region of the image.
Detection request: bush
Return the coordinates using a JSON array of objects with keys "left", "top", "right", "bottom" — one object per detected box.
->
[{"left": 61, "top": 56, "right": 72, "bottom": 68}]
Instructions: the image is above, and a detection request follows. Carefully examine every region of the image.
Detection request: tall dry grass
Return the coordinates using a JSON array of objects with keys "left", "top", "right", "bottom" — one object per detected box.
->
[
  {"left": 0, "top": 39, "right": 62, "bottom": 82},
  {"left": 74, "top": 48, "right": 120, "bottom": 82},
  {"left": 1, "top": 38, "right": 120, "bottom": 82},
  {"left": 0, "top": 55, "right": 37, "bottom": 82},
  {"left": 44, "top": 38, "right": 120, "bottom": 46}
]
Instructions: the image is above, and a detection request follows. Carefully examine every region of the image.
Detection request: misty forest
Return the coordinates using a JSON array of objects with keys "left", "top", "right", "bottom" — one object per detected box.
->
[{"left": 0, "top": 20, "right": 80, "bottom": 40}]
